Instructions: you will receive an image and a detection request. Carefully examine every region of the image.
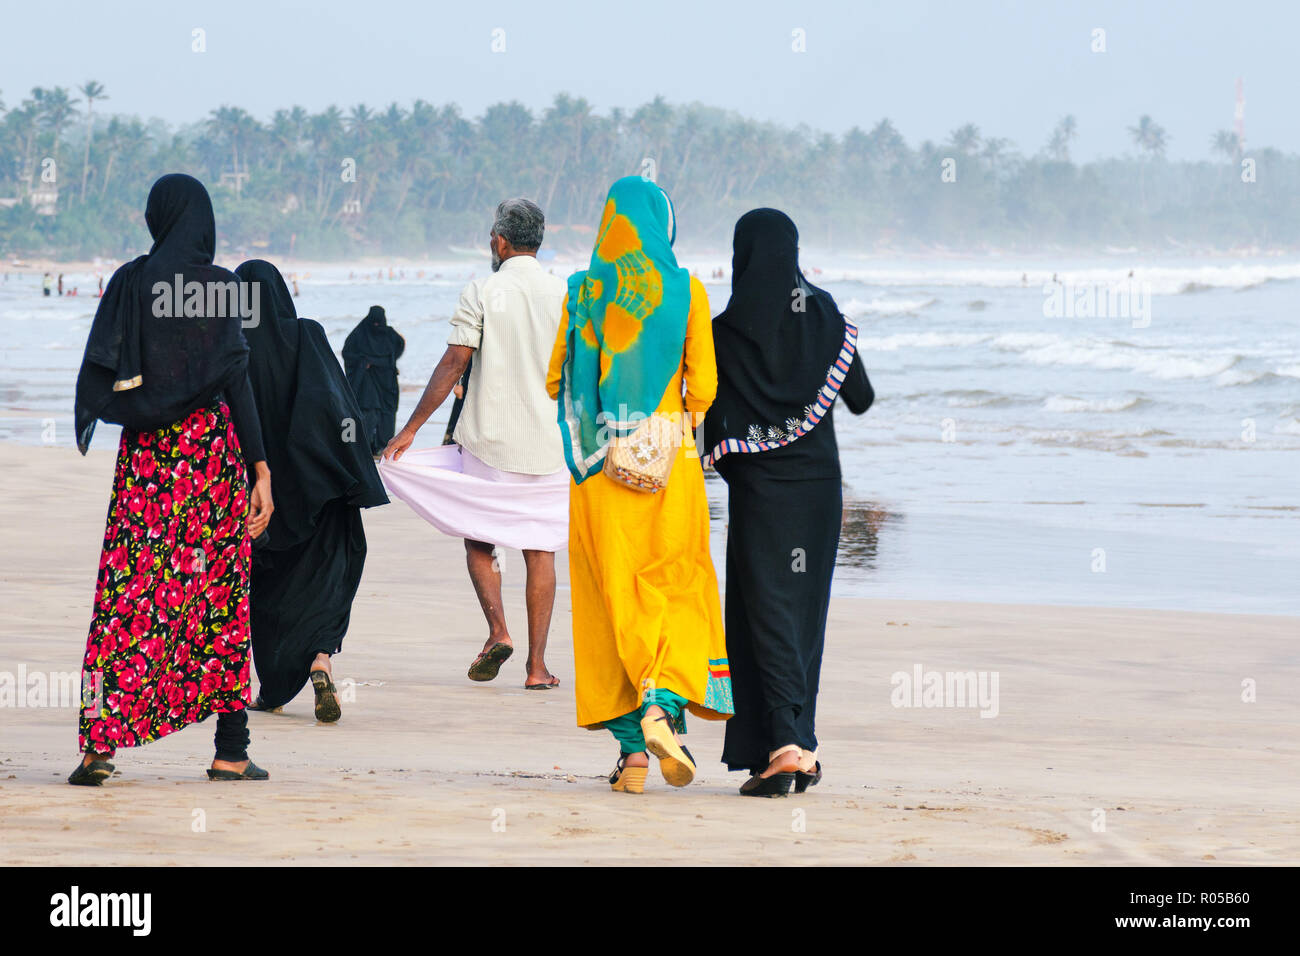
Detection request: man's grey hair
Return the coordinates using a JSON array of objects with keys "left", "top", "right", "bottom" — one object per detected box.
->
[{"left": 492, "top": 198, "right": 545, "bottom": 251}]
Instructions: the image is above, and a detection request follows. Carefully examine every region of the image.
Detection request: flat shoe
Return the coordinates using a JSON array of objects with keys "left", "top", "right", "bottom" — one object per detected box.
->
[
  {"left": 794, "top": 760, "right": 822, "bottom": 793},
  {"left": 467, "top": 642, "right": 513, "bottom": 682},
  {"left": 310, "top": 670, "right": 341, "bottom": 723},
  {"left": 740, "top": 772, "right": 795, "bottom": 797},
  {"left": 67, "top": 759, "right": 114, "bottom": 787},
  {"left": 206, "top": 761, "right": 270, "bottom": 781}
]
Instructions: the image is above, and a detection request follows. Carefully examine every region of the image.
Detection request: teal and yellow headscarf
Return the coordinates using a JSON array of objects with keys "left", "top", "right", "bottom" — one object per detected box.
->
[{"left": 556, "top": 176, "right": 691, "bottom": 483}]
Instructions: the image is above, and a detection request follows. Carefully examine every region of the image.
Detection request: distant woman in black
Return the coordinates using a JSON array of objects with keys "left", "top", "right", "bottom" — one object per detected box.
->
[
  {"left": 235, "top": 260, "right": 389, "bottom": 722},
  {"left": 343, "top": 306, "right": 405, "bottom": 455},
  {"left": 703, "top": 208, "right": 874, "bottom": 797}
]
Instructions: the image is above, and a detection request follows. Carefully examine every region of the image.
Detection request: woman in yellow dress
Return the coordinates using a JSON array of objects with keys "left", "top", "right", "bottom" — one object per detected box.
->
[{"left": 547, "top": 176, "right": 732, "bottom": 794}]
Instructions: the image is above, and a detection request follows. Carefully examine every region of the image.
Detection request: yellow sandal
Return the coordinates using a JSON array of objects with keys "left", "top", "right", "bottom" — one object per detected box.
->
[
  {"left": 609, "top": 755, "right": 648, "bottom": 794},
  {"left": 640, "top": 709, "right": 696, "bottom": 787}
]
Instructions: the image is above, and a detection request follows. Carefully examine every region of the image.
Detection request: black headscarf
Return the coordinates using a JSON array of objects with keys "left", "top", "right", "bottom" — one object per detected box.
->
[
  {"left": 74, "top": 174, "right": 250, "bottom": 453},
  {"left": 234, "top": 260, "right": 388, "bottom": 551},
  {"left": 704, "top": 208, "right": 853, "bottom": 460}
]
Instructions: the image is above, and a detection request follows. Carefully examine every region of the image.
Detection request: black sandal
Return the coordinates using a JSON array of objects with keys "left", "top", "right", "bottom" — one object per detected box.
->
[
  {"left": 794, "top": 761, "right": 822, "bottom": 793},
  {"left": 206, "top": 760, "right": 270, "bottom": 781},
  {"left": 740, "top": 770, "right": 795, "bottom": 797},
  {"left": 466, "top": 642, "right": 513, "bottom": 682},
  {"left": 310, "top": 670, "right": 341, "bottom": 723},
  {"left": 67, "top": 758, "right": 114, "bottom": 787}
]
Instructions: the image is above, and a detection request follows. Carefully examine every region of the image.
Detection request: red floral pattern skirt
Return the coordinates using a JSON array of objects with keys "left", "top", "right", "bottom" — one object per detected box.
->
[{"left": 79, "top": 402, "right": 253, "bottom": 755}]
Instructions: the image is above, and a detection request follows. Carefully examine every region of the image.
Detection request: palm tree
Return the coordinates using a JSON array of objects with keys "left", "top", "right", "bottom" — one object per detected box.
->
[
  {"left": 1210, "top": 129, "right": 1241, "bottom": 162},
  {"left": 7, "top": 102, "right": 39, "bottom": 196},
  {"left": 948, "top": 123, "right": 981, "bottom": 154},
  {"left": 981, "top": 136, "right": 1012, "bottom": 163},
  {"left": 78, "top": 80, "right": 107, "bottom": 201},
  {"left": 308, "top": 106, "right": 344, "bottom": 219},
  {"left": 207, "top": 105, "right": 258, "bottom": 195},
  {"left": 1047, "top": 114, "right": 1077, "bottom": 162},
  {"left": 34, "top": 86, "right": 80, "bottom": 176},
  {"left": 864, "top": 119, "right": 906, "bottom": 166},
  {"left": 97, "top": 117, "right": 149, "bottom": 199},
  {"left": 631, "top": 95, "right": 673, "bottom": 170},
  {"left": 1128, "top": 115, "right": 1167, "bottom": 216},
  {"left": 1128, "top": 115, "right": 1167, "bottom": 159},
  {"left": 540, "top": 94, "right": 594, "bottom": 213},
  {"left": 269, "top": 109, "right": 296, "bottom": 173},
  {"left": 347, "top": 104, "right": 375, "bottom": 142}
]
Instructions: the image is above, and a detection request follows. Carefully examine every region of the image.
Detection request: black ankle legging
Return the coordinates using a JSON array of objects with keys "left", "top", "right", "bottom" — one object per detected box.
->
[{"left": 212, "top": 710, "right": 249, "bottom": 762}]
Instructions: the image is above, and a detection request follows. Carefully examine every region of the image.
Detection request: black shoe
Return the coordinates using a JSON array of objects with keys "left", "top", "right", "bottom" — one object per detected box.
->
[
  {"left": 739, "top": 771, "right": 795, "bottom": 797},
  {"left": 310, "top": 670, "right": 341, "bottom": 723},
  {"left": 207, "top": 760, "right": 270, "bottom": 781},
  {"left": 68, "top": 759, "right": 114, "bottom": 787},
  {"left": 794, "top": 761, "right": 822, "bottom": 793}
]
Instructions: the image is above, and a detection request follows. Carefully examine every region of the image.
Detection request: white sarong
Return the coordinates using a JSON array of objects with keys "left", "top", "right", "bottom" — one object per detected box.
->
[{"left": 378, "top": 445, "right": 569, "bottom": 552}]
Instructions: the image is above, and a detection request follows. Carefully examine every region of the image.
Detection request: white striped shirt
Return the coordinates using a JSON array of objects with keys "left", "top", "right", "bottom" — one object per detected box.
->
[{"left": 447, "top": 255, "right": 567, "bottom": 475}]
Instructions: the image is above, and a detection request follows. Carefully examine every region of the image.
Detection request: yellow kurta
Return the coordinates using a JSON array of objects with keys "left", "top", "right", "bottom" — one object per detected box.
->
[{"left": 547, "top": 276, "right": 732, "bottom": 729}]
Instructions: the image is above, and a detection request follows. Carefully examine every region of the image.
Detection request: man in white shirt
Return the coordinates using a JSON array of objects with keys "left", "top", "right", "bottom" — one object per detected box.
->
[{"left": 383, "top": 199, "right": 568, "bottom": 689}]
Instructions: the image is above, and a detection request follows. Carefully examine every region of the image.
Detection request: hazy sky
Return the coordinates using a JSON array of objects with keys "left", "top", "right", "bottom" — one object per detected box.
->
[{"left": 2, "top": 0, "right": 1293, "bottom": 161}]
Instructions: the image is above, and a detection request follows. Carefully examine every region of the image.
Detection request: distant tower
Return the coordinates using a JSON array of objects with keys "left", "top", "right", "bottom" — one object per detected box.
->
[{"left": 1234, "top": 78, "right": 1246, "bottom": 158}]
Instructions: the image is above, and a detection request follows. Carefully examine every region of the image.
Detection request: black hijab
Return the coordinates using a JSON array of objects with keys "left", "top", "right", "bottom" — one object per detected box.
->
[
  {"left": 704, "top": 208, "right": 855, "bottom": 462},
  {"left": 343, "top": 305, "right": 403, "bottom": 388},
  {"left": 75, "top": 174, "right": 250, "bottom": 453},
  {"left": 343, "top": 307, "right": 403, "bottom": 362},
  {"left": 234, "top": 260, "right": 387, "bottom": 551}
]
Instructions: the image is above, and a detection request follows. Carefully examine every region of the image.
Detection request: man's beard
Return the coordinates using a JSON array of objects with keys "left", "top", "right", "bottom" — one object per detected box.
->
[{"left": 491, "top": 246, "right": 502, "bottom": 273}]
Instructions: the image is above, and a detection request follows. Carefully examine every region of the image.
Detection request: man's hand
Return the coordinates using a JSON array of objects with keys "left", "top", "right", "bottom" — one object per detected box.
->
[
  {"left": 247, "top": 462, "right": 273, "bottom": 538},
  {"left": 387, "top": 344, "right": 474, "bottom": 461},
  {"left": 383, "top": 428, "right": 416, "bottom": 461}
]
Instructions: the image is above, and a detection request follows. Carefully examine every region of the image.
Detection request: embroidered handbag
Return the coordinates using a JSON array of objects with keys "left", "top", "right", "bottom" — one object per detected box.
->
[{"left": 603, "top": 413, "right": 681, "bottom": 493}]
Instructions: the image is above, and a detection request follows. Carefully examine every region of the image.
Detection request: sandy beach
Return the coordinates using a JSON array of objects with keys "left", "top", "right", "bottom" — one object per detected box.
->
[{"left": 1, "top": 440, "right": 1297, "bottom": 866}]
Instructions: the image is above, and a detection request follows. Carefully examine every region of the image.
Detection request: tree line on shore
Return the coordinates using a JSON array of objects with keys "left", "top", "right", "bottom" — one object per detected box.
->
[{"left": 2, "top": 83, "right": 1296, "bottom": 259}]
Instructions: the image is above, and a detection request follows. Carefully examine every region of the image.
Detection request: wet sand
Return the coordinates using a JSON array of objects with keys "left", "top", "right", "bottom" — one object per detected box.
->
[{"left": 1, "top": 442, "right": 1297, "bottom": 865}]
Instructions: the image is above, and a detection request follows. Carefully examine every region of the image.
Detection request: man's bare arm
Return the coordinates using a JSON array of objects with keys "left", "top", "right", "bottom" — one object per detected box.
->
[{"left": 383, "top": 345, "right": 474, "bottom": 459}]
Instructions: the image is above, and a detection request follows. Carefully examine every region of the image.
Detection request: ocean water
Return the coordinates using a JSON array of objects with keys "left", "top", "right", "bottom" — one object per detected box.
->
[{"left": 3, "top": 253, "right": 1297, "bottom": 614}]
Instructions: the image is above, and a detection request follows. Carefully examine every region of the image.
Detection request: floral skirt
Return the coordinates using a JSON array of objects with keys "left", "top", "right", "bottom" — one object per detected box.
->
[{"left": 79, "top": 402, "right": 253, "bottom": 755}]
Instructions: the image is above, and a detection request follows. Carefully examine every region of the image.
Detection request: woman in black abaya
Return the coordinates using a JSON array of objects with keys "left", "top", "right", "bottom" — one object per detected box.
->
[
  {"left": 235, "top": 260, "right": 389, "bottom": 722},
  {"left": 702, "top": 208, "right": 874, "bottom": 797},
  {"left": 343, "top": 305, "right": 405, "bottom": 455}
]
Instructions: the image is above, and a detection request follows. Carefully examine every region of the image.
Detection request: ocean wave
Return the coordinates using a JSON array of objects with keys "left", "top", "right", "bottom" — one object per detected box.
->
[
  {"left": 857, "top": 331, "right": 990, "bottom": 351},
  {"left": 826, "top": 261, "right": 1300, "bottom": 295},
  {"left": 992, "top": 334, "right": 1240, "bottom": 381},
  {"left": 1043, "top": 394, "right": 1143, "bottom": 413},
  {"left": 944, "top": 390, "right": 1019, "bottom": 408},
  {"left": 1214, "top": 368, "right": 1257, "bottom": 387},
  {"left": 842, "top": 296, "right": 937, "bottom": 316}
]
